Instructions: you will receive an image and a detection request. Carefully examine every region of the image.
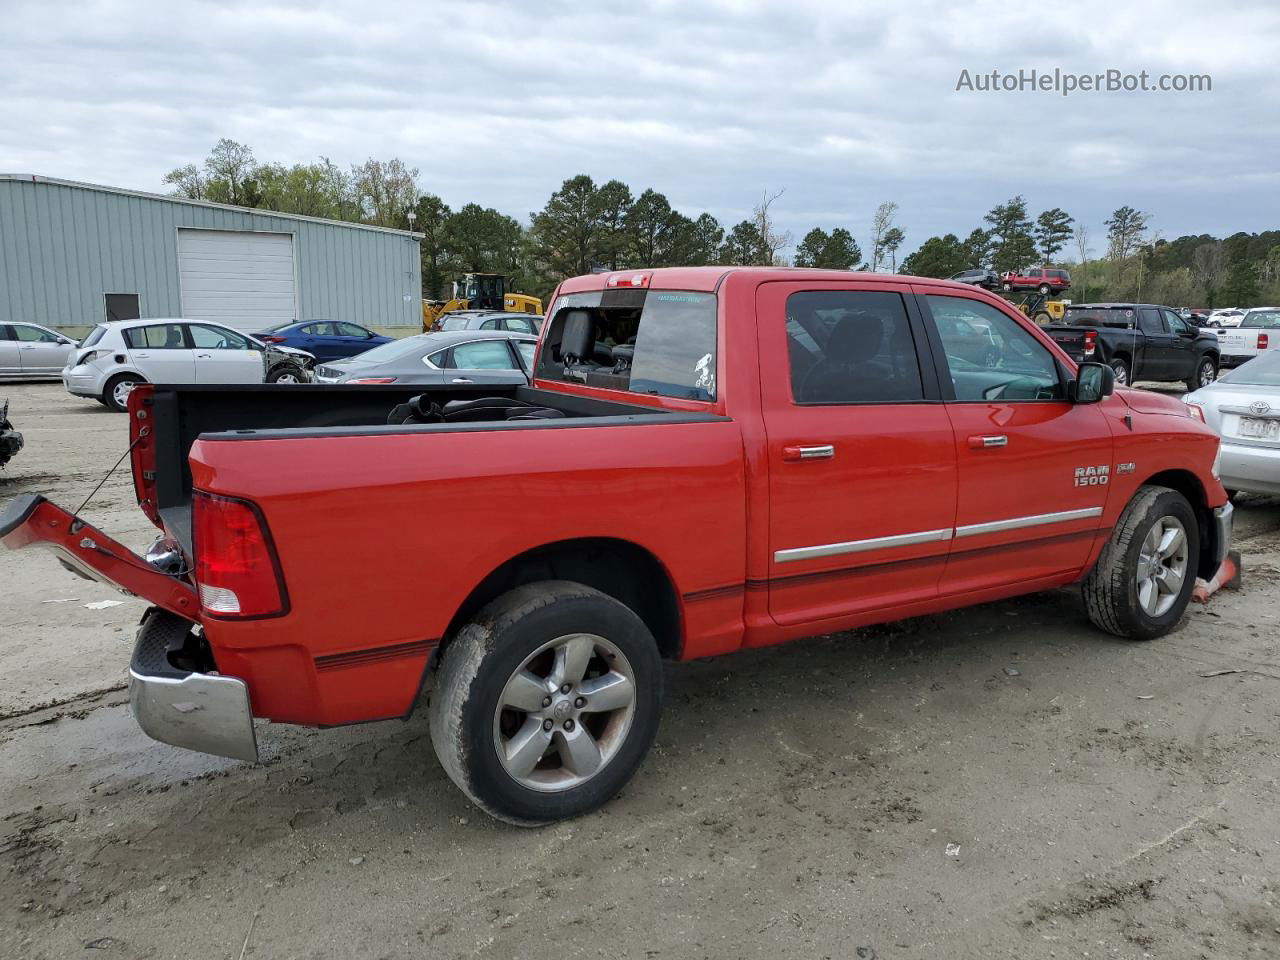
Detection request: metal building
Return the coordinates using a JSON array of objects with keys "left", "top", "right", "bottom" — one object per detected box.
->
[{"left": 0, "top": 174, "right": 422, "bottom": 336}]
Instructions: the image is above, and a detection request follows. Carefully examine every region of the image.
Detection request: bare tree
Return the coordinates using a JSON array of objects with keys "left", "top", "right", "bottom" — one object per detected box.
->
[
  {"left": 870, "top": 201, "right": 899, "bottom": 271},
  {"left": 1073, "top": 222, "right": 1091, "bottom": 295},
  {"left": 752, "top": 188, "right": 792, "bottom": 265},
  {"left": 351, "top": 158, "right": 420, "bottom": 228}
]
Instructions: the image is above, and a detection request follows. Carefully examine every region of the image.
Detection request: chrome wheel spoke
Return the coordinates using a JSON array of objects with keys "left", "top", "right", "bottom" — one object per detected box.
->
[
  {"left": 1138, "top": 576, "right": 1157, "bottom": 613},
  {"left": 1157, "top": 525, "right": 1185, "bottom": 559},
  {"left": 1158, "top": 564, "right": 1184, "bottom": 596},
  {"left": 577, "top": 672, "right": 634, "bottom": 713},
  {"left": 551, "top": 636, "right": 595, "bottom": 688},
  {"left": 502, "top": 669, "right": 551, "bottom": 712},
  {"left": 504, "top": 717, "right": 553, "bottom": 778},
  {"left": 556, "top": 726, "right": 602, "bottom": 778}
]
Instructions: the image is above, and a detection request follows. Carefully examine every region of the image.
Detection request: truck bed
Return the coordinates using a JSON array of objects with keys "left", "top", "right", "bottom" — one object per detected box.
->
[{"left": 138, "top": 383, "right": 723, "bottom": 552}]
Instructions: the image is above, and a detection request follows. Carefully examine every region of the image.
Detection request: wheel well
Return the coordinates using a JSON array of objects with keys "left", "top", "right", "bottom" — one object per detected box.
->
[
  {"left": 1142, "top": 470, "right": 1215, "bottom": 573},
  {"left": 442, "top": 538, "right": 682, "bottom": 660}
]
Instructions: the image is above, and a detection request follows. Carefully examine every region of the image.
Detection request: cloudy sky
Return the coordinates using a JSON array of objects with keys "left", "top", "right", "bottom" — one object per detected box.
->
[{"left": 3, "top": 0, "right": 1277, "bottom": 259}]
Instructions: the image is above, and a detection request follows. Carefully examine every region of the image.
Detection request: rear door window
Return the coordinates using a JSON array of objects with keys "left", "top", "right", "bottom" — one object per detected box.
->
[
  {"left": 1138, "top": 308, "right": 1166, "bottom": 335},
  {"left": 452, "top": 340, "right": 518, "bottom": 370},
  {"left": 785, "top": 290, "right": 925, "bottom": 403},
  {"left": 537, "top": 289, "right": 718, "bottom": 401},
  {"left": 125, "top": 324, "right": 189, "bottom": 349}
]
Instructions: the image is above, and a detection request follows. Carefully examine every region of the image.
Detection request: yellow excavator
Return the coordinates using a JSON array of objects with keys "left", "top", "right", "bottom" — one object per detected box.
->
[{"left": 422, "top": 273, "right": 543, "bottom": 332}]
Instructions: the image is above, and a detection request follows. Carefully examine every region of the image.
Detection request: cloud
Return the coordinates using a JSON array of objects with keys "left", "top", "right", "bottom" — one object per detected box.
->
[{"left": 1, "top": 0, "right": 1277, "bottom": 257}]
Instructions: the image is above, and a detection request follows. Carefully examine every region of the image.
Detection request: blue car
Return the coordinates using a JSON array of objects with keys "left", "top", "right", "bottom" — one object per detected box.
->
[{"left": 257, "top": 320, "right": 392, "bottom": 361}]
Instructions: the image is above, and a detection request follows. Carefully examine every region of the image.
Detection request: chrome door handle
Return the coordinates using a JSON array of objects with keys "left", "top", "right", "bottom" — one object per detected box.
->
[
  {"left": 196, "top": 353, "right": 213, "bottom": 359},
  {"left": 968, "top": 435, "right": 1008, "bottom": 449},
  {"left": 783, "top": 444, "right": 835, "bottom": 462},
  {"left": 19, "top": 345, "right": 36, "bottom": 350},
  {"left": 451, "top": 377, "right": 473, "bottom": 383}
]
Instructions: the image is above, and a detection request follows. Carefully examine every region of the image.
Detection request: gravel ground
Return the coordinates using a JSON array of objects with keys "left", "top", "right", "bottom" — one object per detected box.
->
[{"left": 2, "top": 381, "right": 1279, "bottom": 960}]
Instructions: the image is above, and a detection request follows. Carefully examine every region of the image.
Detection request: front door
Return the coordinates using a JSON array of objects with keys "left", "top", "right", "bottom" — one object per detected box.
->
[
  {"left": 758, "top": 281, "right": 958, "bottom": 627},
  {"left": 1137, "top": 307, "right": 1174, "bottom": 380},
  {"left": 13, "top": 324, "right": 72, "bottom": 374},
  {"left": 188, "top": 324, "right": 266, "bottom": 384},
  {"left": 916, "top": 290, "right": 1114, "bottom": 594}
]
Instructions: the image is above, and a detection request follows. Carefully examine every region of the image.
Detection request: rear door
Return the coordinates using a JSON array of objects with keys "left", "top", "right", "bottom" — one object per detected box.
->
[
  {"left": 0, "top": 325, "right": 19, "bottom": 375},
  {"left": 758, "top": 280, "right": 958, "bottom": 627},
  {"left": 442, "top": 339, "right": 529, "bottom": 385},
  {"left": 188, "top": 324, "right": 265, "bottom": 384},
  {"left": 124, "top": 323, "right": 197, "bottom": 384},
  {"left": 916, "top": 290, "right": 1114, "bottom": 593},
  {"left": 1136, "top": 307, "right": 1173, "bottom": 379}
]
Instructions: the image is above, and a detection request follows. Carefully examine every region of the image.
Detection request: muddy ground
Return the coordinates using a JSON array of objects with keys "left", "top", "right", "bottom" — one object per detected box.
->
[{"left": 2, "top": 381, "right": 1279, "bottom": 960}]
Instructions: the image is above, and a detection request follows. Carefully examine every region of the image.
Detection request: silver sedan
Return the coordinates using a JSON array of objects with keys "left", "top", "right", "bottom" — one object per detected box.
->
[
  {"left": 1184, "top": 349, "right": 1280, "bottom": 496},
  {"left": 313, "top": 329, "right": 537, "bottom": 386},
  {"left": 1, "top": 322, "right": 77, "bottom": 380}
]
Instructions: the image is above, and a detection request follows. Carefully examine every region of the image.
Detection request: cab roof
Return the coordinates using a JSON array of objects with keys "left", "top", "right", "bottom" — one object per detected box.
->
[{"left": 556, "top": 266, "right": 982, "bottom": 295}]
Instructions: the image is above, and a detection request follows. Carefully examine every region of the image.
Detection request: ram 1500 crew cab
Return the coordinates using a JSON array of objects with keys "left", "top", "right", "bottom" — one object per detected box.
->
[{"left": 1, "top": 267, "right": 1233, "bottom": 824}]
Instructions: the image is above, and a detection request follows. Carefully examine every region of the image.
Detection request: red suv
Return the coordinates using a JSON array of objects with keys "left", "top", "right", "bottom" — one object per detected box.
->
[{"left": 1002, "top": 267, "right": 1071, "bottom": 294}]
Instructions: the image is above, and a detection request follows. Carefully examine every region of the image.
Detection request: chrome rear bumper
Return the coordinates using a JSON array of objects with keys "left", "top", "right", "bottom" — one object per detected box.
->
[{"left": 129, "top": 610, "right": 258, "bottom": 763}]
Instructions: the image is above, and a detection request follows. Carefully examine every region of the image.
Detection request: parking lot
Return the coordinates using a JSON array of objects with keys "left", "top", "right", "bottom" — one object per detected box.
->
[{"left": 3, "top": 381, "right": 1280, "bottom": 960}]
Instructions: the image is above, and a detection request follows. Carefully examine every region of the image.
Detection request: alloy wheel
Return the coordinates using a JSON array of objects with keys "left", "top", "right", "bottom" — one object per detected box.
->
[
  {"left": 492, "top": 633, "right": 636, "bottom": 793},
  {"left": 112, "top": 380, "right": 138, "bottom": 408},
  {"left": 1198, "top": 361, "right": 1215, "bottom": 387},
  {"left": 1111, "top": 362, "right": 1129, "bottom": 387},
  {"left": 1135, "top": 516, "right": 1189, "bottom": 617}
]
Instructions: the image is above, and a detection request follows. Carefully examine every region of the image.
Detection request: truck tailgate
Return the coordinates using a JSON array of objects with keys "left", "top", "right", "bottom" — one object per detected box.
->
[{"left": 1041, "top": 325, "right": 1091, "bottom": 361}]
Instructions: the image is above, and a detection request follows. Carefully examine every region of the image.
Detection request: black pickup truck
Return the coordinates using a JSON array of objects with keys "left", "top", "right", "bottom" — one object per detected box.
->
[{"left": 1041, "top": 303, "right": 1220, "bottom": 391}]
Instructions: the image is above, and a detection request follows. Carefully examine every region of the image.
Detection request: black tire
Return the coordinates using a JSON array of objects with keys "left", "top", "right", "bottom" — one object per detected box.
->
[
  {"left": 1083, "top": 485, "right": 1200, "bottom": 640},
  {"left": 1002, "top": 282, "right": 1013, "bottom": 292},
  {"left": 429, "top": 581, "right": 663, "bottom": 825},
  {"left": 1187, "top": 355, "right": 1217, "bottom": 392},
  {"left": 1109, "top": 357, "right": 1130, "bottom": 387},
  {"left": 1038, "top": 283, "right": 1051, "bottom": 295},
  {"left": 1033, "top": 311, "right": 1052, "bottom": 326},
  {"left": 267, "top": 364, "right": 306, "bottom": 384},
  {"left": 102, "top": 373, "right": 144, "bottom": 413}
]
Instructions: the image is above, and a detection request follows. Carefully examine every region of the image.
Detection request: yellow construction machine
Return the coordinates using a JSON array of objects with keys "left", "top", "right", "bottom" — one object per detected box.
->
[{"left": 422, "top": 273, "right": 543, "bottom": 332}]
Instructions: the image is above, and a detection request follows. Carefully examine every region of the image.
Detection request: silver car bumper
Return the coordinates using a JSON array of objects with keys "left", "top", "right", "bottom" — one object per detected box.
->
[
  {"left": 129, "top": 610, "right": 258, "bottom": 762},
  {"left": 1211, "top": 501, "right": 1234, "bottom": 570}
]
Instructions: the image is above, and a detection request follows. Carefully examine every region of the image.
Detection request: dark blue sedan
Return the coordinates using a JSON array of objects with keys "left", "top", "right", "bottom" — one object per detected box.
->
[{"left": 257, "top": 320, "right": 392, "bottom": 361}]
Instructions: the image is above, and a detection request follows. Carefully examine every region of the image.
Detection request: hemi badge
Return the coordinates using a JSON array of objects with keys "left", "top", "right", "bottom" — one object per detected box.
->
[{"left": 1116, "top": 462, "right": 1135, "bottom": 474}]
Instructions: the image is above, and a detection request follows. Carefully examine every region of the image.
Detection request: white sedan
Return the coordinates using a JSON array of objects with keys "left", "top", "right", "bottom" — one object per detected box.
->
[
  {"left": 1, "top": 322, "right": 78, "bottom": 380},
  {"left": 1184, "top": 349, "right": 1280, "bottom": 497},
  {"left": 64, "top": 318, "right": 313, "bottom": 411}
]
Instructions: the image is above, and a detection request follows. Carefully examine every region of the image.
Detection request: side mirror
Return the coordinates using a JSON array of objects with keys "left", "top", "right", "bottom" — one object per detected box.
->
[{"left": 1072, "top": 362, "right": 1114, "bottom": 403}]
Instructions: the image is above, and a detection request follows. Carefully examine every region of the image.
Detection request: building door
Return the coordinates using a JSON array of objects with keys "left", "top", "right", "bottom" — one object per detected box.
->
[{"left": 178, "top": 229, "right": 297, "bottom": 331}]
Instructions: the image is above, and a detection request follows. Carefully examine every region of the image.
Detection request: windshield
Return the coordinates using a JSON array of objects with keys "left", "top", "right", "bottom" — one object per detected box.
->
[
  {"left": 343, "top": 335, "right": 426, "bottom": 363},
  {"left": 1241, "top": 310, "right": 1280, "bottom": 329},
  {"left": 1221, "top": 350, "right": 1280, "bottom": 386},
  {"left": 79, "top": 325, "right": 107, "bottom": 347},
  {"left": 537, "top": 289, "right": 717, "bottom": 401}
]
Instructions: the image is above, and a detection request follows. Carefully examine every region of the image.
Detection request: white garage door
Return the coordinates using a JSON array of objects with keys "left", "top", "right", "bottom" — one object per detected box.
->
[{"left": 177, "top": 229, "right": 297, "bottom": 331}]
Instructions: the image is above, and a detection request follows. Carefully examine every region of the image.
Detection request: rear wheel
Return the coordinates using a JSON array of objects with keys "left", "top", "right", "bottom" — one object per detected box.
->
[
  {"left": 103, "top": 373, "right": 144, "bottom": 413},
  {"left": 429, "top": 581, "right": 662, "bottom": 825},
  {"left": 1038, "top": 283, "right": 1051, "bottom": 295},
  {"left": 1083, "top": 485, "right": 1199, "bottom": 640},
  {"left": 1188, "top": 355, "right": 1217, "bottom": 391},
  {"left": 1109, "top": 357, "right": 1130, "bottom": 387},
  {"left": 1033, "top": 311, "right": 1052, "bottom": 326}
]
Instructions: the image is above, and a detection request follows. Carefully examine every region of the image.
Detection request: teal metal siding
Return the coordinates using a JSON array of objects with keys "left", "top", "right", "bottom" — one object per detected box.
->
[{"left": 0, "top": 176, "right": 421, "bottom": 332}]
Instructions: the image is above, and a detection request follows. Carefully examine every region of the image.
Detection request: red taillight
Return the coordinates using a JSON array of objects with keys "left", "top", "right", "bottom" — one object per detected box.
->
[
  {"left": 1259, "top": 333, "right": 1269, "bottom": 350},
  {"left": 193, "top": 492, "right": 287, "bottom": 619},
  {"left": 260, "top": 335, "right": 285, "bottom": 343},
  {"left": 606, "top": 272, "right": 650, "bottom": 288},
  {"left": 346, "top": 376, "right": 398, "bottom": 384},
  {"left": 1083, "top": 330, "right": 1097, "bottom": 357}
]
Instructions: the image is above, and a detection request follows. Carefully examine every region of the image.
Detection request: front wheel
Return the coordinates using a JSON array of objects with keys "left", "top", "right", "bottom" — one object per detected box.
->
[
  {"left": 1083, "top": 485, "right": 1199, "bottom": 640},
  {"left": 267, "top": 364, "right": 306, "bottom": 384},
  {"left": 1109, "top": 357, "right": 1130, "bottom": 387},
  {"left": 1038, "top": 283, "right": 1051, "bottom": 295},
  {"left": 1188, "top": 355, "right": 1217, "bottom": 391},
  {"left": 429, "top": 581, "right": 663, "bottom": 825}
]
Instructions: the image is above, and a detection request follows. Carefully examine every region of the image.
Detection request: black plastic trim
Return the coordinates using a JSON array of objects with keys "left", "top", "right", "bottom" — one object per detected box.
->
[{"left": 0, "top": 493, "right": 44, "bottom": 538}]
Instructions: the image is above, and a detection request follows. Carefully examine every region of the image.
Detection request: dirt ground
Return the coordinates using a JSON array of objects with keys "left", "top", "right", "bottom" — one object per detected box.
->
[{"left": 2, "top": 381, "right": 1279, "bottom": 960}]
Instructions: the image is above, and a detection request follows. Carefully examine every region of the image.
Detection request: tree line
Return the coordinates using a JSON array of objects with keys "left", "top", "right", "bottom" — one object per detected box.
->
[{"left": 165, "top": 141, "right": 1280, "bottom": 307}]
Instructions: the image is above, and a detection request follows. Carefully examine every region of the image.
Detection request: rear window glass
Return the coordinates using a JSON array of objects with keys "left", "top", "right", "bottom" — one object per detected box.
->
[
  {"left": 1221, "top": 350, "right": 1280, "bottom": 385},
  {"left": 1241, "top": 311, "right": 1280, "bottom": 329},
  {"left": 80, "top": 325, "right": 107, "bottom": 348},
  {"left": 439, "top": 315, "right": 475, "bottom": 332},
  {"left": 348, "top": 335, "right": 426, "bottom": 363},
  {"left": 537, "top": 290, "right": 717, "bottom": 401}
]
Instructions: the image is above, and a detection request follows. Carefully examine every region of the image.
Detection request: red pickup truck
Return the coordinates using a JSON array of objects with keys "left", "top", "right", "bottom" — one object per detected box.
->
[{"left": 2, "top": 267, "right": 1232, "bottom": 824}]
